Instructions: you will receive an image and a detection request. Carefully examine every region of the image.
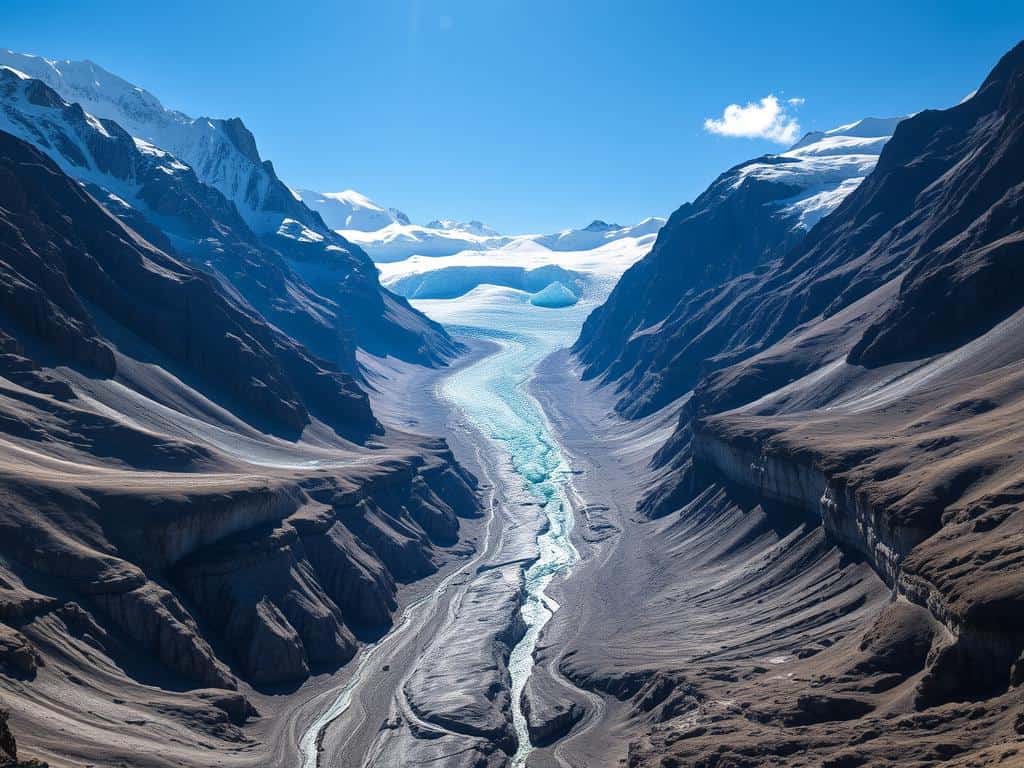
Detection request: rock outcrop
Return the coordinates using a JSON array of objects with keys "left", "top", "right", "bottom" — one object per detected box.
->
[
  {"left": 0, "top": 708, "right": 46, "bottom": 767},
  {"left": 0, "top": 627, "right": 40, "bottom": 679},
  {"left": 520, "top": 678, "right": 584, "bottom": 746}
]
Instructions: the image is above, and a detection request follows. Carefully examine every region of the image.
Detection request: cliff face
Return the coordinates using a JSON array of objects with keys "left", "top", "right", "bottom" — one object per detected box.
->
[
  {"left": 0, "top": 130, "right": 481, "bottom": 764},
  {"left": 691, "top": 324, "right": 1024, "bottom": 703},
  {"left": 665, "top": 41, "right": 1024, "bottom": 694}
]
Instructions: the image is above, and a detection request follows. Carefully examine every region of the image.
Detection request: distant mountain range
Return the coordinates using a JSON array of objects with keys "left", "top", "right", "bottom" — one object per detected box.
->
[
  {"left": 339, "top": 212, "right": 666, "bottom": 263},
  {"left": 295, "top": 178, "right": 666, "bottom": 263}
]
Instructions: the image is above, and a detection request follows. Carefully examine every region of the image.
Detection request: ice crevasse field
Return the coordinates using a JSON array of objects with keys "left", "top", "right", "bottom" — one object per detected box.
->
[{"left": 401, "top": 232, "right": 656, "bottom": 763}]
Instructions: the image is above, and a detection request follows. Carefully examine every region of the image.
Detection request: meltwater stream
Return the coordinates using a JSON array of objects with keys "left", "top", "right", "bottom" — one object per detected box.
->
[
  {"left": 427, "top": 288, "right": 592, "bottom": 765},
  {"left": 297, "top": 280, "right": 629, "bottom": 767}
]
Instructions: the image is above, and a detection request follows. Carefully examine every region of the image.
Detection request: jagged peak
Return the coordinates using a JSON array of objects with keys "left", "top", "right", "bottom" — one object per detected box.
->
[{"left": 221, "top": 116, "right": 262, "bottom": 164}]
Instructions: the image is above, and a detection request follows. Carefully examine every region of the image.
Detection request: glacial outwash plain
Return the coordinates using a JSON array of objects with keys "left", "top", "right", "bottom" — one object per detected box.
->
[{"left": 0, "top": 23, "right": 1023, "bottom": 768}]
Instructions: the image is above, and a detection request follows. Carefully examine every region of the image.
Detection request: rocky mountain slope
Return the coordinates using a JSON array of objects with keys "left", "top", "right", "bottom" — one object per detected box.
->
[
  {"left": 0, "top": 130, "right": 480, "bottom": 766},
  {"left": 558, "top": 39, "right": 1024, "bottom": 767},
  {"left": 0, "top": 50, "right": 319, "bottom": 237},
  {"left": 573, "top": 116, "right": 901, "bottom": 418},
  {"left": 0, "top": 51, "right": 458, "bottom": 369},
  {"left": 0, "top": 708, "right": 45, "bottom": 767}
]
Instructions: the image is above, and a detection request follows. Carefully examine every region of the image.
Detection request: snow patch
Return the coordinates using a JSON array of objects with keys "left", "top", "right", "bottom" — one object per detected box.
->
[{"left": 277, "top": 218, "right": 325, "bottom": 243}]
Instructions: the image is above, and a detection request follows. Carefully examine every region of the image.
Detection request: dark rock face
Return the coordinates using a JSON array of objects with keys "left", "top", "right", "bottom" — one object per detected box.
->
[
  {"left": 782, "top": 694, "right": 874, "bottom": 726},
  {"left": 176, "top": 518, "right": 358, "bottom": 684},
  {"left": 238, "top": 597, "right": 310, "bottom": 685},
  {"left": 0, "top": 711, "right": 13, "bottom": 766},
  {"left": 0, "top": 128, "right": 376, "bottom": 440},
  {"left": 570, "top": 115, "right": 900, "bottom": 419},
  {"left": 192, "top": 689, "right": 258, "bottom": 726},
  {"left": 848, "top": 49, "right": 1024, "bottom": 366},
  {"left": 521, "top": 686, "right": 583, "bottom": 747},
  {"left": 0, "top": 627, "right": 41, "bottom": 679},
  {"left": 572, "top": 158, "right": 809, "bottom": 417},
  {"left": 854, "top": 602, "right": 937, "bottom": 677},
  {"left": 0, "top": 707, "right": 46, "bottom": 767},
  {"left": 92, "top": 583, "right": 236, "bottom": 689}
]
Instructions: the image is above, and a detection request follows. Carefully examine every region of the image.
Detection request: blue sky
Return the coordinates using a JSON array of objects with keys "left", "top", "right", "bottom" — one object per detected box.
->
[{"left": 5, "top": 1, "right": 1023, "bottom": 232}]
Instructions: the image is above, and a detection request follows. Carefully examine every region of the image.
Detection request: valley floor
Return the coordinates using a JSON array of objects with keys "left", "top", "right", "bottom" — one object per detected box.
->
[{"left": 9, "top": 322, "right": 1024, "bottom": 768}]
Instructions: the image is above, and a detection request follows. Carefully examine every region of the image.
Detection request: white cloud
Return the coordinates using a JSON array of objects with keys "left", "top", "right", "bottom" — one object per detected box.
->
[
  {"left": 787, "top": 97, "right": 805, "bottom": 106},
  {"left": 704, "top": 95, "right": 802, "bottom": 145}
]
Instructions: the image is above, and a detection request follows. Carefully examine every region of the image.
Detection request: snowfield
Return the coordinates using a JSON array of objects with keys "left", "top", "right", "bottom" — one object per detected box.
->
[{"left": 294, "top": 188, "right": 410, "bottom": 231}]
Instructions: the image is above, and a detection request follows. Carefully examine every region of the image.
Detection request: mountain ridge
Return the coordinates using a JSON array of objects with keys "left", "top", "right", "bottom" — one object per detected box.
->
[
  {"left": 573, "top": 112, "right": 904, "bottom": 418},
  {"left": 0, "top": 56, "right": 459, "bottom": 370}
]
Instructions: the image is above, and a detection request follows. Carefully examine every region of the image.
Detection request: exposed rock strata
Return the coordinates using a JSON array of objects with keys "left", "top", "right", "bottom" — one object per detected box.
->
[{"left": 521, "top": 675, "right": 584, "bottom": 746}]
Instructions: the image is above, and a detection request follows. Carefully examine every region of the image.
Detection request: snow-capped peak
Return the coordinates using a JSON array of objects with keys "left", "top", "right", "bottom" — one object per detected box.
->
[
  {"left": 786, "top": 116, "right": 904, "bottom": 155},
  {"left": 728, "top": 115, "right": 907, "bottom": 231},
  {"left": 581, "top": 219, "right": 620, "bottom": 232},
  {"left": 321, "top": 189, "right": 382, "bottom": 210},
  {"left": 0, "top": 64, "right": 30, "bottom": 80},
  {"left": 0, "top": 49, "right": 319, "bottom": 237}
]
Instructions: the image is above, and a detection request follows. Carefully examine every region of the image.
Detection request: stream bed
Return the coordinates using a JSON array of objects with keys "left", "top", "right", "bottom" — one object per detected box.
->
[
  {"left": 296, "top": 284, "right": 609, "bottom": 767},
  {"left": 428, "top": 287, "right": 591, "bottom": 764}
]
